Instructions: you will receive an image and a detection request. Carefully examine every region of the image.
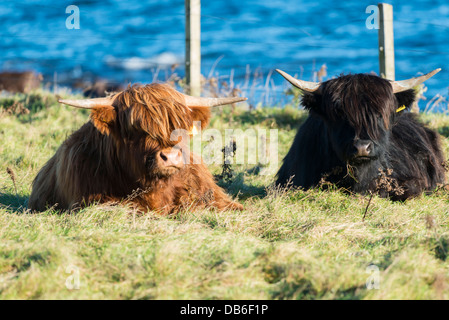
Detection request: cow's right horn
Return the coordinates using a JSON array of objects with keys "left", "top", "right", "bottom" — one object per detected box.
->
[
  {"left": 58, "top": 95, "right": 116, "bottom": 109},
  {"left": 182, "top": 95, "right": 247, "bottom": 108},
  {"left": 391, "top": 68, "right": 441, "bottom": 93},
  {"left": 276, "top": 69, "right": 321, "bottom": 93}
]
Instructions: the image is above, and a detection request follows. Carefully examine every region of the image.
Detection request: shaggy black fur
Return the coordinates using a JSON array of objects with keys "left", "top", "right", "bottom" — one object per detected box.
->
[{"left": 276, "top": 74, "right": 446, "bottom": 200}]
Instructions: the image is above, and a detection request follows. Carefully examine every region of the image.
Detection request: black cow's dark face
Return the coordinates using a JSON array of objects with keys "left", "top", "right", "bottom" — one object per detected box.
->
[
  {"left": 324, "top": 111, "right": 391, "bottom": 164},
  {"left": 301, "top": 74, "right": 417, "bottom": 165}
]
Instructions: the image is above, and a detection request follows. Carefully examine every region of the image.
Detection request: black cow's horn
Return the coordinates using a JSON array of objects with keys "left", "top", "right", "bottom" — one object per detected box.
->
[
  {"left": 276, "top": 69, "right": 321, "bottom": 93},
  {"left": 182, "top": 94, "right": 247, "bottom": 107},
  {"left": 58, "top": 96, "right": 116, "bottom": 109},
  {"left": 391, "top": 69, "right": 441, "bottom": 93}
]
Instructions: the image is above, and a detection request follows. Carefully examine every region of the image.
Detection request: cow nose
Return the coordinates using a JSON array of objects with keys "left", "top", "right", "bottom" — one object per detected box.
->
[
  {"left": 354, "top": 140, "right": 373, "bottom": 157},
  {"left": 159, "top": 148, "right": 183, "bottom": 168}
]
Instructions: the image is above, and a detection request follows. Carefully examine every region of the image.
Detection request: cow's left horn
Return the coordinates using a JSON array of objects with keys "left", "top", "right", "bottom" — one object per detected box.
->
[
  {"left": 391, "top": 68, "right": 441, "bottom": 93},
  {"left": 182, "top": 94, "right": 247, "bottom": 107},
  {"left": 58, "top": 96, "right": 116, "bottom": 109},
  {"left": 276, "top": 69, "right": 321, "bottom": 93}
]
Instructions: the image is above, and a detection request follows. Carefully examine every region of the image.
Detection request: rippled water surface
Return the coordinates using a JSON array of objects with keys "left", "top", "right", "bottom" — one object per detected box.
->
[{"left": 1, "top": 0, "right": 448, "bottom": 106}]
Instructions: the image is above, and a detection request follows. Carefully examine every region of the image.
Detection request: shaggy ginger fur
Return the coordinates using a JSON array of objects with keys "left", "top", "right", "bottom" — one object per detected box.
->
[{"left": 28, "top": 83, "right": 243, "bottom": 214}]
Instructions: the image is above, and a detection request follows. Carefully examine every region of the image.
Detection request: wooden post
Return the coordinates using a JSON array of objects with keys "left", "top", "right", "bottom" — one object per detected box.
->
[
  {"left": 185, "top": 0, "right": 201, "bottom": 96},
  {"left": 378, "top": 3, "right": 395, "bottom": 80},
  {"left": 53, "top": 71, "right": 58, "bottom": 94}
]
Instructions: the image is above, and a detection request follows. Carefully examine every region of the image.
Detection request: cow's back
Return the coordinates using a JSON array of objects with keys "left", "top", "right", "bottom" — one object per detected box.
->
[
  {"left": 28, "top": 147, "right": 70, "bottom": 211},
  {"left": 388, "top": 113, "right": 446, "bottom": 198},
  {"left": 0, "top": 72, "right": 42, "bottom": 93},
  {"left": 29, "top": 123, "right": 112, "bottom": 211},
  {"left": 276, "top": 114, "right": 342, "bottom": 189}
]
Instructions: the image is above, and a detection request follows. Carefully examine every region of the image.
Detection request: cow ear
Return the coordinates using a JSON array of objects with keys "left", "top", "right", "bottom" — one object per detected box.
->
[
  {"left": 90, "top": 105, "right": 117, "bottom": 135},
  {"left": 190, "top": 106, "right": 211, "bottom": 129},
  {"left": 394, "top": 89, "right": 416, "bottom": 113},
  {"left": 301, "top": 92, "right": 322, "bottom": 113}
]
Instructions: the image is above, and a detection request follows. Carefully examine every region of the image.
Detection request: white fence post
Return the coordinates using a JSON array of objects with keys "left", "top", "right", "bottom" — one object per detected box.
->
[
  {"left": 378, "top": 3, "right": 395, "bottom": 81},
  {"left": 185, "top": 0, "right": 201, "bottom": 96}
]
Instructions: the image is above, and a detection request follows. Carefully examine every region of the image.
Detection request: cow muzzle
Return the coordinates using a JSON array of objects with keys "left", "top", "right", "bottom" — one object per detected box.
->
[
  {"left": 157, "top": 147, "right": 184, "bottom": 172},
  {"left": 350, "top": 140, "right": 374, "bottom": 162}
]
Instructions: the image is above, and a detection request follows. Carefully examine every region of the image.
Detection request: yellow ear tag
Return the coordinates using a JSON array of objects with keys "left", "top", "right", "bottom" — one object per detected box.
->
[
  {"left": 396, "top": 105, "right": 406, "bottom": 113},
  {"left": 189, "top": 125, "right": 198, "bottom": 136}
]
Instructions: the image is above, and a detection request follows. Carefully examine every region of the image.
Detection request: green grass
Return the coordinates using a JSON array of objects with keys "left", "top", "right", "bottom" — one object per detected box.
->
[{"left": 1, "top": 91, "right": 449, "bottom": 299}]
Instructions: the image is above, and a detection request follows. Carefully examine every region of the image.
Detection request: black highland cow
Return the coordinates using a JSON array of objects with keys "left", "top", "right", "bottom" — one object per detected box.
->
[{"left": 276, "top": 69, "right": 446, "bottom": 200}]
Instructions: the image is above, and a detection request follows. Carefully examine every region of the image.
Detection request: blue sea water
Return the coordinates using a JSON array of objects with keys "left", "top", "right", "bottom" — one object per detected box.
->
[{"left": 1, "top": 0, "right": 448, "bottom": 108}]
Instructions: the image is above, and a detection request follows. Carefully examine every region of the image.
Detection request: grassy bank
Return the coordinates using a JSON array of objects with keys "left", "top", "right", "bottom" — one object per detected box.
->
[{"left": 1, "top": 91, "right": 449, "bottom": 299}]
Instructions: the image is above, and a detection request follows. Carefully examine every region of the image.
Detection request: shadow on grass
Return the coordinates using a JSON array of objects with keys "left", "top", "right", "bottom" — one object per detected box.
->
[
  {"left": 268, "top": 278, "right": 364, "bottom": 300},
  {"left": 0, "top": 192, "right": 29, "bottom": 213},
  {"left": 216, "top": 172, "right": 267, "bottom": 201}
]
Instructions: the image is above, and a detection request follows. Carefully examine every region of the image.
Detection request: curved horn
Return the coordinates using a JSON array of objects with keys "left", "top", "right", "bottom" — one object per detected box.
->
[
  {"left": 391, "top": 68, "right": 441, "bottom": 93},
  {"left": 182, "top": 94, "right": 247, "bottom": 107},
  {"left": 58, "top": 96, "right": 116, "bottom": 109},
  {"left": 276, "top": 69, "right": 321, "bottom": 93},
  {"left": 59, "top": 91, "right": 247, "bottom": 109}
]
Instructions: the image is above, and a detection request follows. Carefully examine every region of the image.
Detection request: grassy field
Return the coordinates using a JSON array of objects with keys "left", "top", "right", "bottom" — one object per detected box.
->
[{"left": 1, "top": 90, "right": 449, "bottom": 300}]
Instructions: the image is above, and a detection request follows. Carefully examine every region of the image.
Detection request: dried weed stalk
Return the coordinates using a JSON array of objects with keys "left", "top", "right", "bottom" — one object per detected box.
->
[
  {"left": 219, "top": 140, "right": 237, "bottom": 183},
  {"left": 363, "top": 168, "right": 404, "bottom": 221},
  {"left": 6, "top": 167, "right": 18, "bottom": 198}
]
